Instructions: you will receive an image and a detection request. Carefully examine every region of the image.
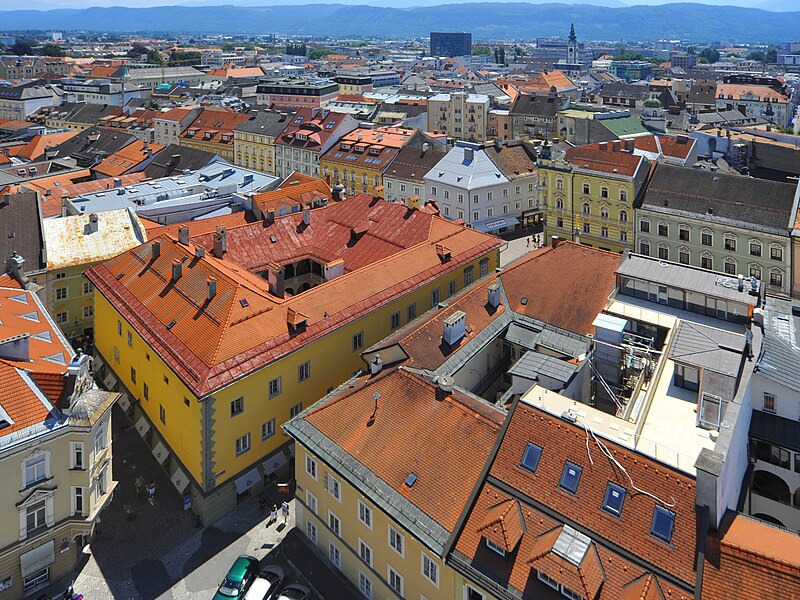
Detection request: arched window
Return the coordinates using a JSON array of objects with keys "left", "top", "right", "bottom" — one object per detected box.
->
[
  {"left": 556, "top": 179, "right": 563, "bottom": 190},
  {"left": 752, "top": 470, "right": 790, "bottom": 504},
  {"left": 556, "top": 197, "right": 563, "bottom": 209},
  {"left": 582, "top": 203, "right": 590, "bottom": 215},
  {"left": 619, "top": 210, "right": 628, "bottom": 222}
]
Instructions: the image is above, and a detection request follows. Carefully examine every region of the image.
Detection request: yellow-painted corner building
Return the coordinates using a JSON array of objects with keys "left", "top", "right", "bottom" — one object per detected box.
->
[
  {"left": 539, "top": 141, "right": 650, "bottom": 254},
  {"left": 87, "top": 195, "right": 501, "bottom": 524}
]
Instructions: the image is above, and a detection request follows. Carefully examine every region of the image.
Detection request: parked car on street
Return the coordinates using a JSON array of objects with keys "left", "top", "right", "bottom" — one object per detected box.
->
[
  {"left": 213, "top": 555, "right": 260, "bottom": 599},
  {"left": 243, "top": 565, "right": 285, "bottom": 600}
]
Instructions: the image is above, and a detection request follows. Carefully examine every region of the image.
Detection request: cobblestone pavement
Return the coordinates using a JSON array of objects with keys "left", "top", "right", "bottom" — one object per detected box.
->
[
  {"left": 44, "top": 406, "right": 313, "bottom": 600},
  {"left": 500, "top": 230, "right": 545, "bottom": 267}
]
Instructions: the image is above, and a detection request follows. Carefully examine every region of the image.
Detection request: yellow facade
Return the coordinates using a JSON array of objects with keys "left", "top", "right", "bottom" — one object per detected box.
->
[
  {"left": 92, "top": 250, "right": 499, "bottom": 522},
  {"left": 179, "top": 137, "right": 235, "bottom": 161},
  {"left": 233, "top": 130, "right": 276, "bottom": 175},
  {"left": 539, "top": 165, "right": 635, "bottom": 253},
  {"left": 295, "top": 445, "right": 455, "bottom": 600},
  {"left": 47, "top": 264, "right": 97, "bottom": 345},
  {"left": 320, "top": 158, "right": 383, "bottom": 197}
]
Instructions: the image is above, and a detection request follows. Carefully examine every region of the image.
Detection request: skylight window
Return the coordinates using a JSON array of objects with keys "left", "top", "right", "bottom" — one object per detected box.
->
[
  {"left": 650, "top": 506, "right": 676, "bottom": 544},
  {"left": 405, "top": 473, "right": 417, "bottom": 488},
  {"left": 602, "top": 483, "right": 626, "bottom": 517},
  {"left": 559, "top": 462, "right": 582, "bottom": 494},
  {"left": 240, "top": 299, "right": 249, "bottom": 308},
  {"left": 520, "top": 443, "right": 542, "bottom": 474}
]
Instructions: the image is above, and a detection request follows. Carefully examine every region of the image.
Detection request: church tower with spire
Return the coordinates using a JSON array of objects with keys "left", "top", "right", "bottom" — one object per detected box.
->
[{"left": 566, "top": 23, "right": 578, "bottom": 65}]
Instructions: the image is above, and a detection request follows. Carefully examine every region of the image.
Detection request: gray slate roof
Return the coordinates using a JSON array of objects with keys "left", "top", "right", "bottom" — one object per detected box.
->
[
  {"left": 641, "top": 164, "right": 797, "bottom": 234},
  {"left": 668, "top": 320, "right": 745, "bottom": 377},
  {"left": 0, "top": 191, "right": 46, "bottom": 272},
  {"left": 755, "top": 297, "right": 800, "bottom": 393},
  {"left": 509, "top": 351, "right": 578, "bottom": 384}
]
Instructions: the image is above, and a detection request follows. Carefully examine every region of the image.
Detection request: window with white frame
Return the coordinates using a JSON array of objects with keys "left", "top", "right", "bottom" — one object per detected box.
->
[
  {"left": 389, "top": 525, "right": 404, "bottom": 556},
  {"left": 325, "top": 473, "right": 341, "bottom": 500},
  {"left": 465, "top": 584, "right": 486, "bottom": 600},
  {"left": 262, "top": 418, "right": 275, "bottom": 440},
  {"left": 70, "top": 442, "right": 84, "bottom": 470},
  {"left": 230, "top": 396, "right": 244, "bottom": 417},
  {"left": 268, "top": 376, "right": 282, "bottom": 399},
  {"left": 328, "top": 542, "right": 341, "bottom": 568},
  {"left": 72, "top": 486, "right": 85, "bottom": 516},
  {"left": 387, "top": 566, "right": 404, "bottom": 595},
  {"left": 235, "top": 433, "right": 250, "bottom": 455},
  {"left": 305, "top": 455, "right": 317, "bottom": 480},
  {"left": 328, "top": 511, "right": 341, "bottom": 536},
  {"left": 290, "top": 402, "right": 302, "bottom": 418},
  {"left": 486, "top": 538, "right": 506, "bottom": 556},
  {"left": 537, "top": 570, "right": 559, "bottom": 590},
  {"left": 305, "top": 489, "right": 318, "bottom": 514},
  {"left": 359, "top": 572, "right": 372, "bottom": 599},
  {"left": 422, "top": 553, "right": 439, "bottom": 586},
  {"left": 358, "top": 500, "right": 372, "bottom": 528},
  {"left": 93, "top": 424, "right": 107, "bottom": 457},
  {"left": 359, "top": 538, "right": 373, "bottom": 567},
  {"left": 25, "top": 500, "right": 48, "bottom": 534},
  {"left": 306, "top": 519, "right": 317, "bottom": 544},
  {"left": 24, "top": 454, "right": 47, "bottom": 487}
]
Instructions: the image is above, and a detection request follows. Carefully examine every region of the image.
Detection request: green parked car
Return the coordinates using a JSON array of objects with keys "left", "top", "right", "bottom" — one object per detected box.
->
[{"left": 213, "top": 555, "right": 260, "bottom": 599}]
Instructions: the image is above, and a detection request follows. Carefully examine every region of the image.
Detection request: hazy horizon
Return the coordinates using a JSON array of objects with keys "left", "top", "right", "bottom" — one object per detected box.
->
[{"left": 1, "top": 0, "right": 798, "bottom": 10}]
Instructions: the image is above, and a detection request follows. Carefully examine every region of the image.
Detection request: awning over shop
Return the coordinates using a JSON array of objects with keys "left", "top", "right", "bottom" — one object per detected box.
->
[
  {"left": 171, "top": 467, "right": 189, "bottom": 494},
  {"left": 262, "top": 452, "right": 288, "bottom": 477},
  {"left": 20, "top": 540, "right": 55, "bottom": 577},
  {"left": 117, "top": 393, "right": 131, "bottom": 411},
  {"left": 135, "top": 416, "right": 150, "bottom": 437},
  {"left": 472, "top": 216, "right": 520, "bottom": 233},
  {"left": 234, "top": 468, "right": 260, "bottom": 495},
  {"left": 152, "top": 441, "right": 169, "bottom": 465}
]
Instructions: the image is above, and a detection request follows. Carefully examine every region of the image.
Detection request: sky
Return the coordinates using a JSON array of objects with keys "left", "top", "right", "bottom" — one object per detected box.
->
[{"left": 2, "top": 0, "right": 798, "bottom": 9}]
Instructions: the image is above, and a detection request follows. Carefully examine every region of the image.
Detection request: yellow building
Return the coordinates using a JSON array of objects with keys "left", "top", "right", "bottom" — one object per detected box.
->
[
  {"left": 539, "top": 141, "right": 650, "bottom": 253},
  {"left": 0, "top": 285, "right": 118, "bottom": 600},
  {"left": 232, "top": 110, "right": 287, "bottom": 175},
  {"left": 86, "top": 195, "right": 502, "bottom": 524},
  {"left": 320, "top": 126, "right": 417, "bottom": 197},
  {"left": 179, "top": 107, "right": 251, "bottom": 162},
  {"left": 42, "top": 208, "right": 147, "bottom": 348},
  {"left": 284, "top": 367, "right": 504, "bottom": 600},
  {"left": 427, "top": 92, "right": 490, "bottom": 142}
]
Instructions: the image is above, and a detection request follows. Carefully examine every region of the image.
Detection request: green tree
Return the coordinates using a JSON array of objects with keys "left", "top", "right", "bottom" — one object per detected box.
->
[
  {"left": 699, "top": 47, "right": 720, "bottom": 63},
  {"left": 10, "top": 41, "right": 33, "bottom": 56},
  {"left": 39, "top": 43, "right": 66, "bottom": 57},
  {"left": 747, "top": 50, "right": 766, "bottom": 62},
  {"left": 308, "top": 49, "right": 334, "bottom": 60},
  {"left": 766, "top": 47, "right": 778, "bottom": 63},
  {"left": 147, "top": 48, "right": 164, "bottom": 65},
  {"left": 473, "top": 45, "right": 491, "bottom": 55},
  {"left": 128, "top": 42, "right": 149, "bottom": 57}
]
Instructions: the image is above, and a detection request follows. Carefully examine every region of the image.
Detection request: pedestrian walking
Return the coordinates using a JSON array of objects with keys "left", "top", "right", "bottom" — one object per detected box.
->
[
  {"left": 146, "top": 480, "right": 156, "bottom": 505},
  {"left": 270, "top": 504, "right": 278, "bottom": 526},
  {"left": 134, "top": 476, "right": 144, "bottom": 497},
  {"left": 259, "top": 497, "right": 267, "bottom": 516},
  {"left": 281, "top": 501, "right": 290, "bottom": 524},
  {"left": 526, "top": 237, "right": 530, "bottom": 247}
]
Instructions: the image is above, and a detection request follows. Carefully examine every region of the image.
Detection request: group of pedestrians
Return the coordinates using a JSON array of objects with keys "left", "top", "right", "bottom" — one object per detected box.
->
[
  {"left": 261, "top": 498, "right": 290, "bottom": 526},
  {"left": 134, "top": 475, "right": 157, "bottom": 504}
]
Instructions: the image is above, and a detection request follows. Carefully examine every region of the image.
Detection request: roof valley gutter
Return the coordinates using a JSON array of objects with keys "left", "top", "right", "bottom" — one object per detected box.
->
[{"left": 442, "top": 394, "right": 520, "bottom": 559}]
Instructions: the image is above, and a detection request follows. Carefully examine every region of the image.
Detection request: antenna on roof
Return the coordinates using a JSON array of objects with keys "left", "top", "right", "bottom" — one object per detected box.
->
[{"left": 368, "top": 392, "right": 380, "bottom": 427}]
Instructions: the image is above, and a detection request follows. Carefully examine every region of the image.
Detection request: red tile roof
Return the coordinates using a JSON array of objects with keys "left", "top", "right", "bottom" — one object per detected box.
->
[
  {"left": 17, "top": 131, "right": 79, "bottom": 161},
  {"left": 93, "top": 140, "right": 164, "bottom": 177},
  {"left": 464, "top": 401, "right": 697, "bottom": 591},
  {"left": 564, "top": 145, "right": 646, "bottom": 178},
  {"left": 702, "top": 513, "right": 800, "bottom": 599},
  {"left": 86, "top": 198, "right": 502, "bottom": 397},
  {"left": 181, "top": 107, "right": 250, "bottom": 146},
  {"left": 477, "top": 498, "right": 526, "bottom": 552},
  {"left": 304, "top": 368, "right": 504, "bottom": 531},
  {"left": 252, "top": 177, "right": 331, "bottom": 215},
  {"left": 498, "top": 242, "right": 621, "bottom": 335}
]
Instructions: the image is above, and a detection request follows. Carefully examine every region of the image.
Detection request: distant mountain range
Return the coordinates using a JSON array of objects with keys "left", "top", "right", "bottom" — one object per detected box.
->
[{"left": 0, "top": 2, "right": 799, "bottom": 42}]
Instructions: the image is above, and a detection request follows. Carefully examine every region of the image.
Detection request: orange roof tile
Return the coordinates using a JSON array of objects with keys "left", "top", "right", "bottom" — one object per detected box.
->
[
  {"left": 702, "top": 513, "right": 800, "bottom": 599},
  {"left": 477, "top": 498, "right": 526, "bottom": 552},
  {"left": 17, "top": 131, "right": 79, "bottom": 162},
  {"left": 564, "top": 145, "right": 646, "bottom": 178},
  {"left": 253, "top": 177, "right": 331, "bottom": 215},
  {"left": 86, "top": 197, "right": 502, "bottom": 397},
  {"left": 93, "top": 140, "right": 164, "bottom": 177},
  {"left": 180, "top": 107, "right": 250, "bottom": 146},
  {"left": 716, "top": 83, "right": 790, "bottom": 103},
  {"left": 304, "top": 368, "right": 504, "bottom": 531}
]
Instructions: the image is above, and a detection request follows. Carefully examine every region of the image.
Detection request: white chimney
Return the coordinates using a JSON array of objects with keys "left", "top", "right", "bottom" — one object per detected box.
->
[
  {"left": 369, "top": 354, "right": 383, "bottom": 375},
  {"left": 463, "top": 147, "right": 474, "bottom": 162},
  {"left": 178, "top": 226, "right": 190, "bottom": 245},
  {"left": 488, "top": 282, "right": 501, "bottom": 309},
  {"left": 443, "top": 310, "right": 467, "bottom": 346}
]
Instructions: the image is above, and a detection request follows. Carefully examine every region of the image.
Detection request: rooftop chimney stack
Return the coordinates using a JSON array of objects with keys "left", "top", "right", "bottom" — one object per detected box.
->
[
  {"left": 195, "top": 246, "right": 205, "bottom": 259},
  {"left": 213, "top": 226, "right": 227, "bottom": 258},
  {"left": 87, "top": 212, "right": 99, "bottom": 233},
  {"left": 171, "top": 260, "right": 183, "bottom": 281},
  {"left": 369, "top": 354, "right": 383, "bottom": 375},
  {"left": 178, "top": 226, "right": 190, "bottom": 245},
  {"left": 302, "top": 207, "right": 311, "bottom": 226},
  {"left": 268, "top": 261, "right": 285, "bottom": 298},
  {"left": 463, "top": 146, "right": 474, "bottom": 162},
  {"left": 488, "top": 282, "right": 502, "bottom": 309},
  {"left": 113, "top": 177, "right": 122, "bottom": 188},
  {"left": 207, "top": 277, "right": 217, "bottom": 300},
  {"left": 442, "top": 310, "right": 467, "bottom": 346},
  {"left": 152, "top": 240, "right": 161, "bottom": 260}
]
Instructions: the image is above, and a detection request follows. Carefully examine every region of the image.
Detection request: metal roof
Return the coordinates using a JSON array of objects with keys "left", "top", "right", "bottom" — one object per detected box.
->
[
  {"left": 424, "top": 144, "right": 509, "bottom": 190},
  {"left": 43, "top": 207, "right": 147, "bottom": 270},
  {"left": 668, "top": 321, "right": 745, "bottom": 377},
  {"left": 617, "top": 254, "right": 759, "bottom": 307},
  {"left": 509, "top": 351, "right": 579, "bottom": 384},
  {"left": 755, "top": 297, "right": 800, "bottom": 393}
]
